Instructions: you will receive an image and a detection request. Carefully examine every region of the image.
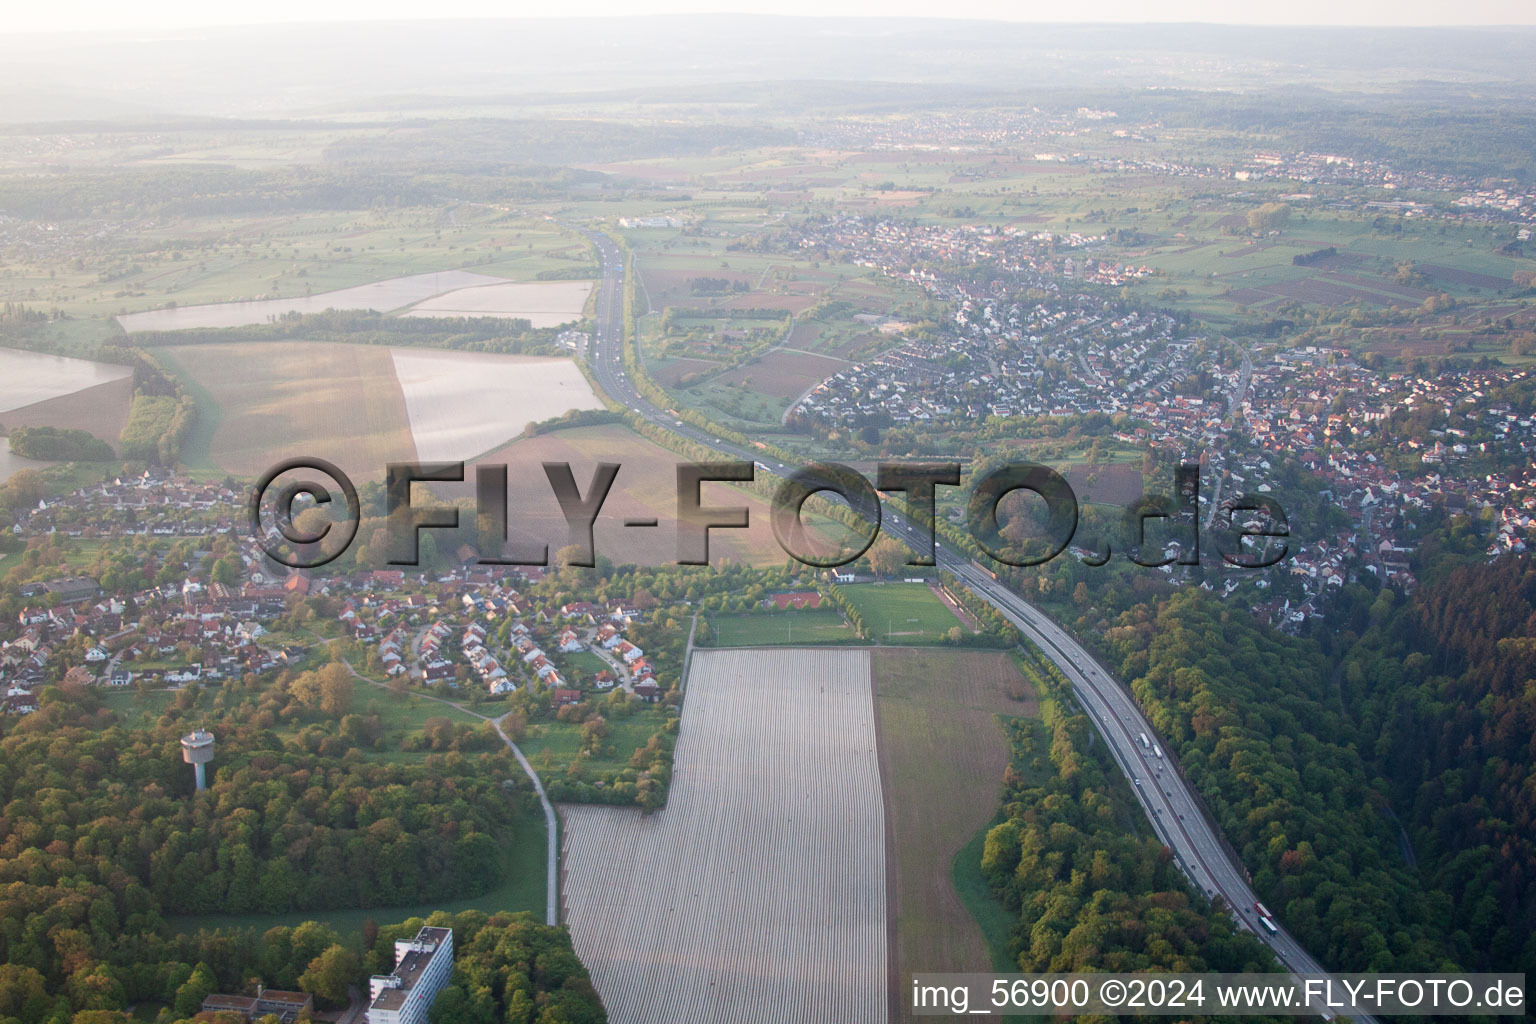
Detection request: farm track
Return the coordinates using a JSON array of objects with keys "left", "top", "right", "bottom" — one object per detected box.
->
[{"left": 561, "top": 648, "right": 888, "bottom": 1024}]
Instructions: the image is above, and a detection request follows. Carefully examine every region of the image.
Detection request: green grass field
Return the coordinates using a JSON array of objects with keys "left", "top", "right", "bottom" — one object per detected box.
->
[
  {"left": 840, "top": 582, "right": 965, "bottom": 644},
  {"left": 166, "top": 809, "right": 547, "bottom": 940},
  {"left": 950, "top": 822, "right": 1021, "bottom": 973},
  {"left": 702, "top": 605, "right": 858, "bottom": 646},
  {"left": 518, "top": 707, "right": 673, "bottom": 779}
]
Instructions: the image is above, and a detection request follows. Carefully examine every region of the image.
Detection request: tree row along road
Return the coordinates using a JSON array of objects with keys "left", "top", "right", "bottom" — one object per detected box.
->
[{"left": 579, "top": 227, "right": 1369, "bottom": 1022}]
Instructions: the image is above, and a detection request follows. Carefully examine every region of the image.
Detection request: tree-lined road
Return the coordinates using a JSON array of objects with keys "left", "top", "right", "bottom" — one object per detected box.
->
[{"left": 579, "top": 227, "right": 1365, "bottom": 1020}]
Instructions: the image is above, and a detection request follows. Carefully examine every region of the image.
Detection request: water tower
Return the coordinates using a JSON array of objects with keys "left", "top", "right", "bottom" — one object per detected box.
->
[{"left": 181, "top": 729, "right": 215, "bottom": 790}]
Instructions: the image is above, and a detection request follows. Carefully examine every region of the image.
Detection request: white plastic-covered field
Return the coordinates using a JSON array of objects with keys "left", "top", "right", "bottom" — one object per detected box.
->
[
  {"left": 0, "top": 348, "right": 131, "bottom": 412},
  {"left": 388, "top": 348, "right": 603, "bottom": 461},
  {"left": 114, "top": 269, "right": 507, "bottom": 332},
  {"left": 561, "top": 648, "right": 888, "bottom": 1024},
  {"left": 399, "top": 279, "right": 594, "bottom": 327}
]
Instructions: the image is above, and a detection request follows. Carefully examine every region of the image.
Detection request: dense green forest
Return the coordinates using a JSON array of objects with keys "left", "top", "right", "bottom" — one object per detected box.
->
[
  {"left": 1102, "top": 591, "right": 1451, "bottom": 971},
  {"left": 4, "top": 427, "right": 114, "bottom": 462},
  {"left": 1339, "top": 555, "right": 1536, "bottom": 973},
  {"left": 0, "top": 708, "right": 515, "bottom": 915},
  {"left": 1065, "top": 555, "right": 1536, "bottom": 979},
  {"left": 981, "top": 645, "right": 1283, "bottom": 982},
  {"left": 0, "top": 693, "right": 532, "bottom": 1021}
]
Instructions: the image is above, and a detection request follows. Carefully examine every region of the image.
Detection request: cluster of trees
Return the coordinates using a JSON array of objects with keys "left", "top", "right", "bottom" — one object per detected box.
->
[
  {"left": 5, "top": 427, "right": 114, "bottom": 462},
  {"left": 538, "top": 709, "right": 676, "bottom": 812},
  {"left": 118, "top": 351, "right": 195, "bottom": 466},
  {"left": 411, "top": 910, "right": 605, "bottom": 1024},
  {"left": 981, "top": 647, "right": 1282, "bottom": 977},
  {"left": 819, "top": 582, "right": 871, "bottom": 639},
  {"left": 0, "top": 703, "right": 517, "bottom": 918},
  {"left": 687, "top": 276, "right": 751, "bottom": 295},
  {"left": 1245, "top": 202, "right": 1292, "bottom": 234},
  {"left": 523, "top": 409, "right": 625, "bottom": 437}
]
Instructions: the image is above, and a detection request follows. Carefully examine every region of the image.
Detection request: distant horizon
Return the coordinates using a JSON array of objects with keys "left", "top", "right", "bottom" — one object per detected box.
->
[{"left": 7, "top": 3, "right": 1536, "bottom": 36}]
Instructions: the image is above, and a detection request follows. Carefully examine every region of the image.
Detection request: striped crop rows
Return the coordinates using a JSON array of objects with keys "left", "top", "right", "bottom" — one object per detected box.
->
[{"left": 561, "top": 648, "right": 888, "bottom": 1024}]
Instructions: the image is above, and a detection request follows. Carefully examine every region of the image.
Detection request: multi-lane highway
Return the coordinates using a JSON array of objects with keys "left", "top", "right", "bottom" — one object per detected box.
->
[{"left": 578, "top": 226, "right": 1365, "bottom": 1020}]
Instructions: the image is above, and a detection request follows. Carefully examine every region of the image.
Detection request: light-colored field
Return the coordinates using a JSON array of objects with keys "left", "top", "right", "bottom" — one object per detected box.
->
[
  {"left": 465, "top": 424, "right": 818, "bottom": 568},
  {"left": 0, "top": 348, "right": 131, "bottom": 413},
  {"left": 0, "top": 377, "right": 135, "bottom": 443},
  {"left": 388, "top": 349, "right": 603, "bottom": 461},
  {"left": 401, "top": 280, "right": 594, "bottom": 328},
  {"left": 871, "top": 650, "right": 1040, "bottom": 1017},
  {"left": 162, "top": 342, "right": 417, "bottom": 481},
  {"left": 115, "top": 269, "right": 507, "bottom": 332},
  {"left": 561, "top": 648, "right": 887, "bottom": 1024}
]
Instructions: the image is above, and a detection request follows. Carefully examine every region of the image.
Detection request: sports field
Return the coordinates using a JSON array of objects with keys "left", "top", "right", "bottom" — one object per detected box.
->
[
  {"left": 839, "top": 582, "right": 966, "bottom": 644},
  {"left": 702, "top": 605, "right": 857, "bottom": 646}
]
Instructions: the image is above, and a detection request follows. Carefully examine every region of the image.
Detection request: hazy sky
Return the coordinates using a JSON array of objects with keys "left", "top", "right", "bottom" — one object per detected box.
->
[{"left": 9, "top": 0, "right": 1535, "bottom": 34}]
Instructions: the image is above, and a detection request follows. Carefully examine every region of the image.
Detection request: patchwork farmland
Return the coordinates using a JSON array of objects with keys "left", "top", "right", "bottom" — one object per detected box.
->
[
  {"left": 160, "top": 341, "right": 419, "bottom": 481},
  {"left": 160, "top": 342, "right": 605, "bottom": 480},
  {"left": 115, "top": 269, "right": 507, "bottom": 332},
  {"left": 561, "top": 648, "right": 888, "bottom": 1024}
]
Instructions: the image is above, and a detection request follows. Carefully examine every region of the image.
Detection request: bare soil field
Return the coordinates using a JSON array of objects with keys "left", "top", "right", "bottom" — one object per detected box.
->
[
  {"left": 400, "top": 279, "right": 594, "bottom": 328},
  {"left": 872, "top": 649, "right": 1038, "bottom": 1021},
  {"left": 0, "top": 349, "right": 132, "bottom": 414},
  {"left": 464, "top": 424, "right": 804, "bottom": 567},
  {"left": 1416, "top": 263, "right": 1511, "bottom": 290},
  {"left": 720, "top": 291, "right": 819, "bottom": 313},
  {"left": 1323, "top": 272, "right": 1431, "bottom": 301},
  {"left": 561, "top": 648, "right": 888, "bottom": 1024},
  {"left": 116, "top": 269, "right": 506, "bottom": 332},
  {"left": 0, "top": 377, "right": 135, "bottom": 446},
  {"left": 162, "top": 342, "right": 417, "bottom": 481},
  {"left": 389, "top": 349, "right": 602, "bottom": 462},
  {"left": 714, "top": 349, "right": 847, "bottom": 400},
  {"left": 1263, "top": 277, "right": 1403, "bottom": 306}
]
